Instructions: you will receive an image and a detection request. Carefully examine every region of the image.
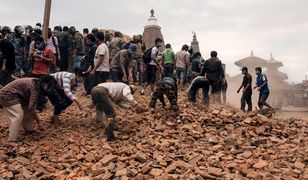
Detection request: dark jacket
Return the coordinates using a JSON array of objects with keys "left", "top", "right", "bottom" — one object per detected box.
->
[
  {"left": 0, "top": 39, "right": 16, "bottom": 71},
  {"left": 161, "top": 77, "right": 177, "bottom": 91},
  {"left": 200, "top": 57, "right": 225, "bottom": 80},
  {"left": 81, "top": 44, "right": 97, "bottom": 71}
]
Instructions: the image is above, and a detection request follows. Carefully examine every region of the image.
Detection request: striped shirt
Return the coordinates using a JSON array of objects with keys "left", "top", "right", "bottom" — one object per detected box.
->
[{"left": 51, "top": 72, "right": 77, "bottom": 101}]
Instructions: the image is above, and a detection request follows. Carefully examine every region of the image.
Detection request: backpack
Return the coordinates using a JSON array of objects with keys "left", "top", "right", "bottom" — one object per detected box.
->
[
  {"left": 121, "top": 41, "right": 133, "bottom": 50},
  {"left": 142, "top": 46, "right": 154, "bottom": 64}
]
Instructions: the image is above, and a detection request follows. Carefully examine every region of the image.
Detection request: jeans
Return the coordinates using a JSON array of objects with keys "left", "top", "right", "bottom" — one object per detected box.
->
[
  {"left": 207, "top": 77, "right": 222, "bottom": 103},
  {"left": 258, "top": 92, "right": 270, "bottom": 109},
  {"left": 47, "top": 88, "right": 73, "bottom": 115},
  {"left": 92, "top": 71, "right": 109, "bottom": 87},
  {"left": 164, "top": 64, "right": 174, "bottom": 78},
  {"left": 110, "top": 69, "right": 123, "bottom": 82},
  {"left": 0, "top": 69, "right": 14, "bottom": 86},
  {"left": 14, "top": 56, "right": 23, "bottom": 72},
  {"left": 133, "top": 59, "right": 144, "bottom": 83},
  {"left": 59, "top": 46, "right": 69, "bottom": 71},
  {"left": 83, "top": 74, "right": 94, "bottom": 95},
  {"left": 188, "top": 78, "right": 210, "bottom": 106},
  {"left": 32, "top": 74, "right": 48, "bottom": 110},
  {"left": 73, "top": 55, "right": 82, "bottom": 70},
  {"left": 241, "top": 91, "right": 252, "bottom": 111}
]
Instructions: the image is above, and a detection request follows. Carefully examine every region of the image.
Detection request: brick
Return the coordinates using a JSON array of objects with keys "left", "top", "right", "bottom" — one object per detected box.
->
[{"left": 100, "top": 154, "right": 118, "bottom": 165}]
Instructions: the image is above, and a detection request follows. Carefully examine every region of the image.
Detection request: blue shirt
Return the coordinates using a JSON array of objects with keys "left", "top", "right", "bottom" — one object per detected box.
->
[{"left": 256, "top": 74, "right": 270, "bottom": 94}]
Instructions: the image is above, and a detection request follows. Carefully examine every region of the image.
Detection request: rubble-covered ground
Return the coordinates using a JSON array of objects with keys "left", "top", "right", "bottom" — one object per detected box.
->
[{"left": 0, "top": 87, "right": 307, "bottom": 180}]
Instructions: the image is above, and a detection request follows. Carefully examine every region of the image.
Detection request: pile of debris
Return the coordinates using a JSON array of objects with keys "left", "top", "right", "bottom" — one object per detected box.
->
[{"left": 0, "top": 89, "right": 307, "bottom": 179}]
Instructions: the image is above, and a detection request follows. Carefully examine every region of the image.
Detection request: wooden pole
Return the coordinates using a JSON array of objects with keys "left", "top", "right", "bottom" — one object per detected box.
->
[{"left": 42, "top": 0, "right": 52, "bottom": 42}]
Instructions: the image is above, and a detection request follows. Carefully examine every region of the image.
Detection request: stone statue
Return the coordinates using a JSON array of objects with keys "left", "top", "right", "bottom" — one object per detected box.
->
[{"left": 150, "top": 9, "right": 154, "bottom": 17}]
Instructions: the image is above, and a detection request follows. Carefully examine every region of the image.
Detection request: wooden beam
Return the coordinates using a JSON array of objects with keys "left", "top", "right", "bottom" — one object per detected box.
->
[{"left": 42, "top": 0, "right": 52, "bottom": 42}]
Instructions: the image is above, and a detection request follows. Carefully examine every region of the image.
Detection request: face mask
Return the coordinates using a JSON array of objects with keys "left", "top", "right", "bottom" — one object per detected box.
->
[
  {"left": 36, "top": 43, "right": 45, "bottom": 51},
  {"left": 156, "top": 42, "right": 161, "bottom": 47}
]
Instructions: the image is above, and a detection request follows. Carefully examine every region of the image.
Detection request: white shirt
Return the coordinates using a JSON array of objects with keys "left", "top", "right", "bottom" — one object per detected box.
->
[
  {"left": 98, "top": 82, "right": 136, "bottom": 108},
  {"left": 94, "top": 43, "right": 110, "bottom": 72},
  {"left": 47, "top": 36, "right": 59, "bottom": 54},
  {"left": 149, "top": 46, "right": 159, "bottom": 65}
]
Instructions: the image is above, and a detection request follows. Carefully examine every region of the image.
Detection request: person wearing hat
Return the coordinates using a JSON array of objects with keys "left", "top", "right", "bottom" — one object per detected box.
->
[
  {"left": 237, "top": 67, "right": 252, "bottom": 111},
  {"left": 11, "top": 25, "right": 27, "bottom": 77},
  {"left": 149, "top": 76, "right": 180, "bottom": 121},
  {"left": 91, "top": 82, "right": 145, "bottom": 141},
  {"left": 110, "top": 43, "right": 137, "bottom": 83}
]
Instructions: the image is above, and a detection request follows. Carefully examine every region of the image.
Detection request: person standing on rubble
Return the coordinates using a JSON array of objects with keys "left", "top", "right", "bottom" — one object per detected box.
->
[
  {"left": 237, "top": 67, "right": 252, "bottom": 111},
  {"left": 91, "top": 82, "right": 145, "bottom": 141},
  {"left": 149, "top": 76, "right": 180, "bottom": 121},
  {"left": 109, "top": 31, "right": 124, "bottom": 61},
  {"left": 254, "top": 67, "right": 273, "bottom": 109},
  {"left": 162, "top": 44, "right": 175, "bottom": 78},
  {"left": 81, "top": 33, "right": 97, "bottom": 95},
  {"left": 11, "top": 25, "right": 27, "bottom": 77},
  {"left": 0, "top": 26, "right": 16, "bottom": 86},
  {"left": 200, "top": 51, "right": 225, "bottom": 103},
  {"left": 141, "top": 38, "right": 164, "bottom": 95},
  {"left": 131, "top": 35, "right": 144, "bottom": 84},
  {"left": 58, "top": 26, "right": 70, "bottom": 71},
  {"left": 175, "top": 44, "right": 190, "bottom": 90},
  {"left": 90, "top": 31, "right": 110, "bottom": 87},
  {"left": 68, "top": 26, "right": 85, "bottom": 70}
]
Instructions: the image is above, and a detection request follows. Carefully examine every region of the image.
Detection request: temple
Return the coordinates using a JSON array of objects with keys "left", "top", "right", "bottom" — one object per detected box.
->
[
  {"left": 264, "top": 54, "right": 290, "bottom": 107},
  {"left": 142, "top": 9, "right": 165, "bottom": 50},
  {"left": 191, "top": 32, "right": 200, "bottom": 53}
]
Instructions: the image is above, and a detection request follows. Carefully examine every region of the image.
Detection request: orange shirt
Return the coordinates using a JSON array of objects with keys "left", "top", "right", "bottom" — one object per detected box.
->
[{"left": 32, "top": 48, "right": 55, "bottom": 75}]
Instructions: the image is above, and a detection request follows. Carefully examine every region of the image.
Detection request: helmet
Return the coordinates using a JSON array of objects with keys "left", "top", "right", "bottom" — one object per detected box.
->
[
  {"left": 1, "top": 26, "right": 12, "bottom": 34},
  {"left": 91, "top": 28, "right": 99, "bottom": 33},
  {"left": 68, "top": 26, "right": 76, "bottom": 33},
  {"left": 133, "top": 35, "right": 140, "bottom": 41},
  {"left": 33, "top": 26, "right": 42, "bottom": 35},
  {"left": 14, "top": 25, "right": 25, "bottom": 35}
]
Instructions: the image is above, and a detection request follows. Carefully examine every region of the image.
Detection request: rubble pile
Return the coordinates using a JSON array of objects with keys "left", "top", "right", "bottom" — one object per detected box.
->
[{"left": 0, "top": 89, "right": 307, "bottom": 179}]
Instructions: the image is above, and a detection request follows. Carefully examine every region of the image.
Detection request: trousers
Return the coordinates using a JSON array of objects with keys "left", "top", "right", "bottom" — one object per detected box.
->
[{"left": 4, "top": 104, "right": 34, "bottom": 141}]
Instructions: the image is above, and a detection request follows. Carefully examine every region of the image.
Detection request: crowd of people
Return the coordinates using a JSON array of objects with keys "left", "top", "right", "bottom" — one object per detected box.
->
[{"left": 0, "top": 24, "right": 272, "bottom": 145}]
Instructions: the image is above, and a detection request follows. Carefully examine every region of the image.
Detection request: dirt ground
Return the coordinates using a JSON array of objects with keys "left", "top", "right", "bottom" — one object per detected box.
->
[{"left": 0, "top": 86, "right": 307, "bottom": 179}]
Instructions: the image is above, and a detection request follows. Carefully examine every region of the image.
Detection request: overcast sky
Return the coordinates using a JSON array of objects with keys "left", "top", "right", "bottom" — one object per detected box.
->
[{"left": 1, "top": 0, "right": 308, "bottom": 83}]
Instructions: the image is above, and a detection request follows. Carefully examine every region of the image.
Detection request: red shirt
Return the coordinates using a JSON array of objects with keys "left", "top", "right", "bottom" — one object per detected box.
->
[{"left": 32, "top": 48, "right": 55, "bottom": 75}]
